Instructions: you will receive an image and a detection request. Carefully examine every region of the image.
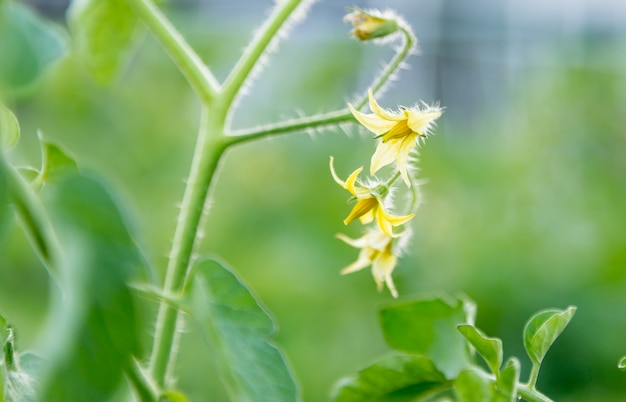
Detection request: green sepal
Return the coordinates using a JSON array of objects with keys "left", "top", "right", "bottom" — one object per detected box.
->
[{"left": 331, "top": 354, "right": 448, "bottom": 402}]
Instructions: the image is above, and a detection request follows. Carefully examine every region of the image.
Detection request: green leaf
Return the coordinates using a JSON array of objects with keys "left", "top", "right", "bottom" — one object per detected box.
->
[
  {"left": 331, "top": 355, "right": 448, "bottom": 402},
  {"left": 457, "top": 325, "right": 503, "bottom": 376},
  {"left": 0, "top": 156, "right": 56, "bottom": 273},
  {"left": 619, "top": 356, "right": 626, "bottom": 371},
  {"left": 523, "top": 306, "right": 576, "bottom": 366},
  {"left": 34, "top": 132, "right": 78, "bottom": 186},
  {"left": 0, "top": 104, "right": 19, "bottom": 151},
  {"left": 455, "top": 368, "right": 494, "bottom": 402},
  {"left": 0, "top": 1, "right": 67, "bottom": 92},
  {"left": 161, "top": 389, "right": 189, "bottom": 402},
  {"left": 68, "top": 0, "right": 141, "bottom": 84},
  {"left": 38, "top": 172, "right": 142, "bottom": 400},
  {"left": 493, "top": 357, "right": 519, "bottom": 402},
  {"left": 187, "top": 258, "right": 298, "bottom": 402},
  {"left": 379, "top": 293, "right": 475, "bottom": 377}
]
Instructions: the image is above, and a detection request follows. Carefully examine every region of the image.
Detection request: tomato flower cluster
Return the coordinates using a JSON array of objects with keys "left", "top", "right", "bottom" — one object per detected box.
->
[{"left": 333, "top": 10, "right": 443, "bottom": 297}]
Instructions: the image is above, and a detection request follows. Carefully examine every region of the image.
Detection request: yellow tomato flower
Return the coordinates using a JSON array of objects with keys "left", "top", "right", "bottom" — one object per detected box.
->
[
  {"left": 343, "top": 8, "right": 399, "bottom": 41},
  {"left": 337, "top": 230, "right": 399, "bottom": 298},
  {"left": 330, "top": 157, "right": 413, "bottom": 236},
  {"left": 348, "top": 89, "right": 443, "bottom": 187}
]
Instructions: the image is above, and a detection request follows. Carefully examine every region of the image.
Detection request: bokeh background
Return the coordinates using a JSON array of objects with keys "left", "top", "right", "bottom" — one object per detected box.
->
[{"left": 1, "top": 0, "right": 626, "bottom": 400}]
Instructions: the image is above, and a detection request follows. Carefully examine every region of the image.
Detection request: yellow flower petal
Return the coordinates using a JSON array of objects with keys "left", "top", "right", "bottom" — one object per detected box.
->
[
  {"left": 358, "top": 208, "right": 375, "bottom": 224},
  {"left": 370, "top": 138, "right": 401, "bottom": 175},
  {"left": 406, "top": 107, "right": 442, "bottom": 134},
  {"left": 373, "top": 250, "right": 397, "bottom": 297},
  {"left": 336, "top": 233, "right": 368, "bottom": 248},
  {"left": 396, "top": 132, "right": 419, "bottom": 186},
  {"left": 344, "top": 166, "right": 364, "bottom": 195},
  {"left": 381, "top": 119, "right": 412, "bottom": 142},
  {"left": 383, "top": 210, "right": 414, "bottom": 227},
  {"left": 329, "top": 156, "right": 345, "bottom": 187},
  {"left": 368, "top": 89, "right": 403, "bottom": 121},
  {"left": 341, "top": 248, "right": 376, "bottom": 274},
  {"left": 344, "top": 197, "right": 377, "bottom": 225},
  {"left": 348, "top": 103, "right": 395, "bottom": 135}
]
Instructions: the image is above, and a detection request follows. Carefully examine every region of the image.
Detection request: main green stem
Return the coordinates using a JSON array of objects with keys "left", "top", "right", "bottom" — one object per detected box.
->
[
  {"left": 140, "top": 0, "right": 306, "bottom": 388},
  {"left": 148, "top": 106, "right": 227, "bottom": 384}
]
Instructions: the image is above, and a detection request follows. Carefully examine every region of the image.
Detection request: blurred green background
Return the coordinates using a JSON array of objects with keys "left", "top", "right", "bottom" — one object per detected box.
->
[{"left": 1, "top": 0, "right": 626, "bottom": 400}]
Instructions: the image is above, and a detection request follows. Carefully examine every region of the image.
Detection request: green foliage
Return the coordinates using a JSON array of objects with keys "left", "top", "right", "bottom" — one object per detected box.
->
[
  {"left": 379, "top": 294, "right": 475, "bottom": 377},
  {"left": 0, "top": 104, "right": 19, "bottom": 151},
  {"left": 495, "top": 358, "right": 519, "bottom": 402},
  {"left": 186, "top": 258, "right": 298, "bottom": 402},
  {"left": 33, "top": 132, "right": 78, "bottom": 187},
  {"left": 68, "top": 0, "right": 141, "bottom": 84},
  {"left": 619, "top": 357, "right": 626, "bottom": 372},
  {"left": 0, "top": 1, "right": 67, "bottom": 93},
  {"left": 455, "top": 368, "right": 493, "bottom": 402},
  {"left": 524, "top": 307, "right": 576, "bottom": 368},
  {"left": 37, "top": 173, "right": 142, "bottom": 400},
  {"left": 0, "top": 156, "right": 55, "bottom": 271},
  {"left": 457, "top": 325, "right": 502, "bottom": 377},
  {"left": 331, "top": 355, "right": 447, "bottom": 402},
  {"left": 336, "top": 293, "right": 574, "bottom": 402}
]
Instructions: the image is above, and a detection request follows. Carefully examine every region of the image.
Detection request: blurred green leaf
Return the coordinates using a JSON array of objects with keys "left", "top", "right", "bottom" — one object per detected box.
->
[
  {"left": 494, "top": 358, "right": 519, "bottom": 402},
  {"left": 34, "top": 132, "right": 78, "bottom": 187},
  {"left": 331, "top": 355, "right": 448, "bottom": 402},
  {"left": 619, "top": 356, "right": 626, "bottom": 372},
  {"left": 0, "top": 1, "right": 67, "bottom": 92},
  {"left": 38, "top": 173, "right": 142, "bottom": 400},
  {"left": 524, "top": 306, "right": 576, "bottom": 366},
  {"left": 455, "top": 368, "right": 494, "bottom": 402},
  {"left": 379, "top": 294, "right": 475, "bottom": 377},
  {"left": 457, "top": 325, "right": 503, "bottom": 376},
  {"left": 161, "top": 389, "right": 189, "bottom": 402},
  {"left": 0, "top": 156, "right": 55, "bottom": 272},
  {"left": 68, "top": 0, "right": 140, "bottom": 84},
  {"left": 187, "top": 258, "right": 298, "bottom": 402},
  {"left": 0, "top": 104, "right": 19, "bottom": 151}
]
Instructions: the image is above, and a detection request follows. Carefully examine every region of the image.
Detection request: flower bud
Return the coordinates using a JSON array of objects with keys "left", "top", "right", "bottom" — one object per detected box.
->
[{"left": 343, "top": 8, "right": 399, "bottom": 41}]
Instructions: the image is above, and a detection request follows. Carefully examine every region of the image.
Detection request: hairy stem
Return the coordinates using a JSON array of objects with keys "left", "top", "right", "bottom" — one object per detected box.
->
[
  {"left": 125, "top": 0, "right": 220, "bottom": 102},
  {"left": 225, "top": 22, "right": 416, "bottom": 145},
  {"left": 221, "top": 0, "right": 305, "bottom": 110},
  {"left": 226, "top": 109, "right": 354, "bottom": 146},
  {"left": 354, "top": 26, "right": 417, "bottom": 109},
  {"left": 125, "top": 360, "right": 158, "bottom": 402},
  {"left": 148, "top": 106, "right": 227, "bottom": 386}
]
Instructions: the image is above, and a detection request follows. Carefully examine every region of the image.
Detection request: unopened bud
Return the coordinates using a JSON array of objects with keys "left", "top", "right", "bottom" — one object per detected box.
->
[{"left": 343, "top": 8, "right": 399, "bottom": 41}]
